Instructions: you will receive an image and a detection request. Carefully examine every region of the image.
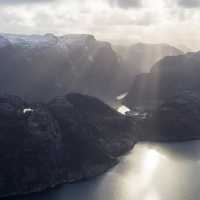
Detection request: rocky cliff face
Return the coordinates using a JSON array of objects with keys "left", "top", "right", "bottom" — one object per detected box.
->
[
  {"left": 125, "top": 51, "right": 200, "bottom": 109},
  {"left": 134, "top": 91, "right": 200, "bottom": 142},
  {"left": 0, "top": 34, "right": 124, "bottom": 102},
  {"left": 0, "top": 93, "right": 135, "bottom": 198}
]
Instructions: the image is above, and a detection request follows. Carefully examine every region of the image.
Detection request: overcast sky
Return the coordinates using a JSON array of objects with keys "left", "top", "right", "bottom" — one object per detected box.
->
[{"left": 1, "top": 0, "right": 200, "bottom": 50}]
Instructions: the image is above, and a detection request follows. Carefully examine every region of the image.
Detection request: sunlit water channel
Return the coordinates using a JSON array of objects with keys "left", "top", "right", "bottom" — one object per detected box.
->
[{"left": 6, "top": 141, "right": 200, "bottom": 200}]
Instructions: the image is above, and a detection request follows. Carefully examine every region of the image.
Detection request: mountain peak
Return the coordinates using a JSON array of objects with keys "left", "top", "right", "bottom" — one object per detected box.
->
[{"left": 0, "top": 35, "right": 11, "bottom": 48}]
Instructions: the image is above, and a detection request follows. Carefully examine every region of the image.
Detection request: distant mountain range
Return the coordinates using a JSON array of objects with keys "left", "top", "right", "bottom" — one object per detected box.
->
[
  {"left": 0, "top": 33, "right": 185, "bottom": 103},
  {"left": 0, "top": 33, "right": 125, "bottom": 102},
  {"left": 115, "top": 43, "right": 183, "bottom": 72},
  {"left": 114, "top": 43, "right": 183, "bottom": 88}
]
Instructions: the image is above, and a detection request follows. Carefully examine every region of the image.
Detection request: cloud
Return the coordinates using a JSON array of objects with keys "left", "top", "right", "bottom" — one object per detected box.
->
[
  {"left": 0, "top": 0, "right": 55, "bottom": 5},
  {"left": 0, "top": 0, "right": 200, "bottom": 50},
  {"left": 177, "top": 0, "right": 200, "bottom": 8},
  {"left": 108, "top": 0, "right": 142, "bottom": 9}
]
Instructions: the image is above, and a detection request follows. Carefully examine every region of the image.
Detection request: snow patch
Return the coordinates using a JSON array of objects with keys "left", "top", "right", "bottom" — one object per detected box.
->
[
  {"left": 3, "top": 34, "right": 57, "bottom": 48},
  {"left": 23, "top": 108, "right": 34, "bottom": 114}
]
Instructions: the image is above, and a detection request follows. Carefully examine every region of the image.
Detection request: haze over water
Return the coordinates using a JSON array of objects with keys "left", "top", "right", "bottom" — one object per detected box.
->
[{"left": 7, "top": 140, "right": 200, "bottom": 200}]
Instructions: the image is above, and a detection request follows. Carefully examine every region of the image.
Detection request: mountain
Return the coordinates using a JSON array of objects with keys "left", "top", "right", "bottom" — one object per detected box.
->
[
  {"left": 114, "top": 43, "right": 183, "bottom": 90},
  {"left": 0, "top": 93, "right": 135, "bottom": 198},
  {"left": 125, "top": 51, "right": 200, "bottom": 109},
  {"left": 0, "top": 33, "right": 125, "bottom": 102},
  {"left": 0, "top": 35, "right": 11, "bottom": 48},
  {"left": 0, "top": 34, "right": 183, "bottom": 103},
  {"left": 134, "top": 91, "right": 200, "bottom": 142},
  {"left": 2, "top": 92, "right": 200, "bottom": 198}
]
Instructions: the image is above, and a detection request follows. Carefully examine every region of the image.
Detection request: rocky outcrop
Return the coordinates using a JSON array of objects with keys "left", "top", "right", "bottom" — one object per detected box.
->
[
  {"left": 49, "top": 93, "right": 135, "bottom": 157},
  {"left": 0, "top": 93, "right": 135, "bottom": 198},
  {"left": 134, "top": 91, "right": 200, "bottom": 142},
  {"left": 125, "top": 51, "right": 200, "bottom": 109}
]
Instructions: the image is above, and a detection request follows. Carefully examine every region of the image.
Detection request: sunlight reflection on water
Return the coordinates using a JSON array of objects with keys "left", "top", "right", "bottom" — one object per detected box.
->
[{"left": 7, "top": 141, "right": 200, "bottom": 200}]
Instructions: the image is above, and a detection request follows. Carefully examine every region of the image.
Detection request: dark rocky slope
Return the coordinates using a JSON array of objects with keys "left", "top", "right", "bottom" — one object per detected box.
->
[
  {"left": 125, "top": 51, "right": 200, "bottom": 109},
  {"left": 134, "top": 92, "right": 200, "bottom": 142},
  {"left": 0, "top": 93, "right": 135, "bottom": 198}
]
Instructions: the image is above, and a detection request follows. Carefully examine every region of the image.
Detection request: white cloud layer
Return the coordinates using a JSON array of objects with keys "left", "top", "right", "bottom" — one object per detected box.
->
[{"left": 0, "top": 0, "right": 200, "bottom": 50}]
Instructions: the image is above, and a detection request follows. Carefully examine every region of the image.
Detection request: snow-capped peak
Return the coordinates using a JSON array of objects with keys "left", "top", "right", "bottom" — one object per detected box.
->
[
  {"left": 2, "top": 33, "right": 96, "bottom": 50},
  {"left": 2, "top": 33, "right": 58, "bottom": 48}
]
